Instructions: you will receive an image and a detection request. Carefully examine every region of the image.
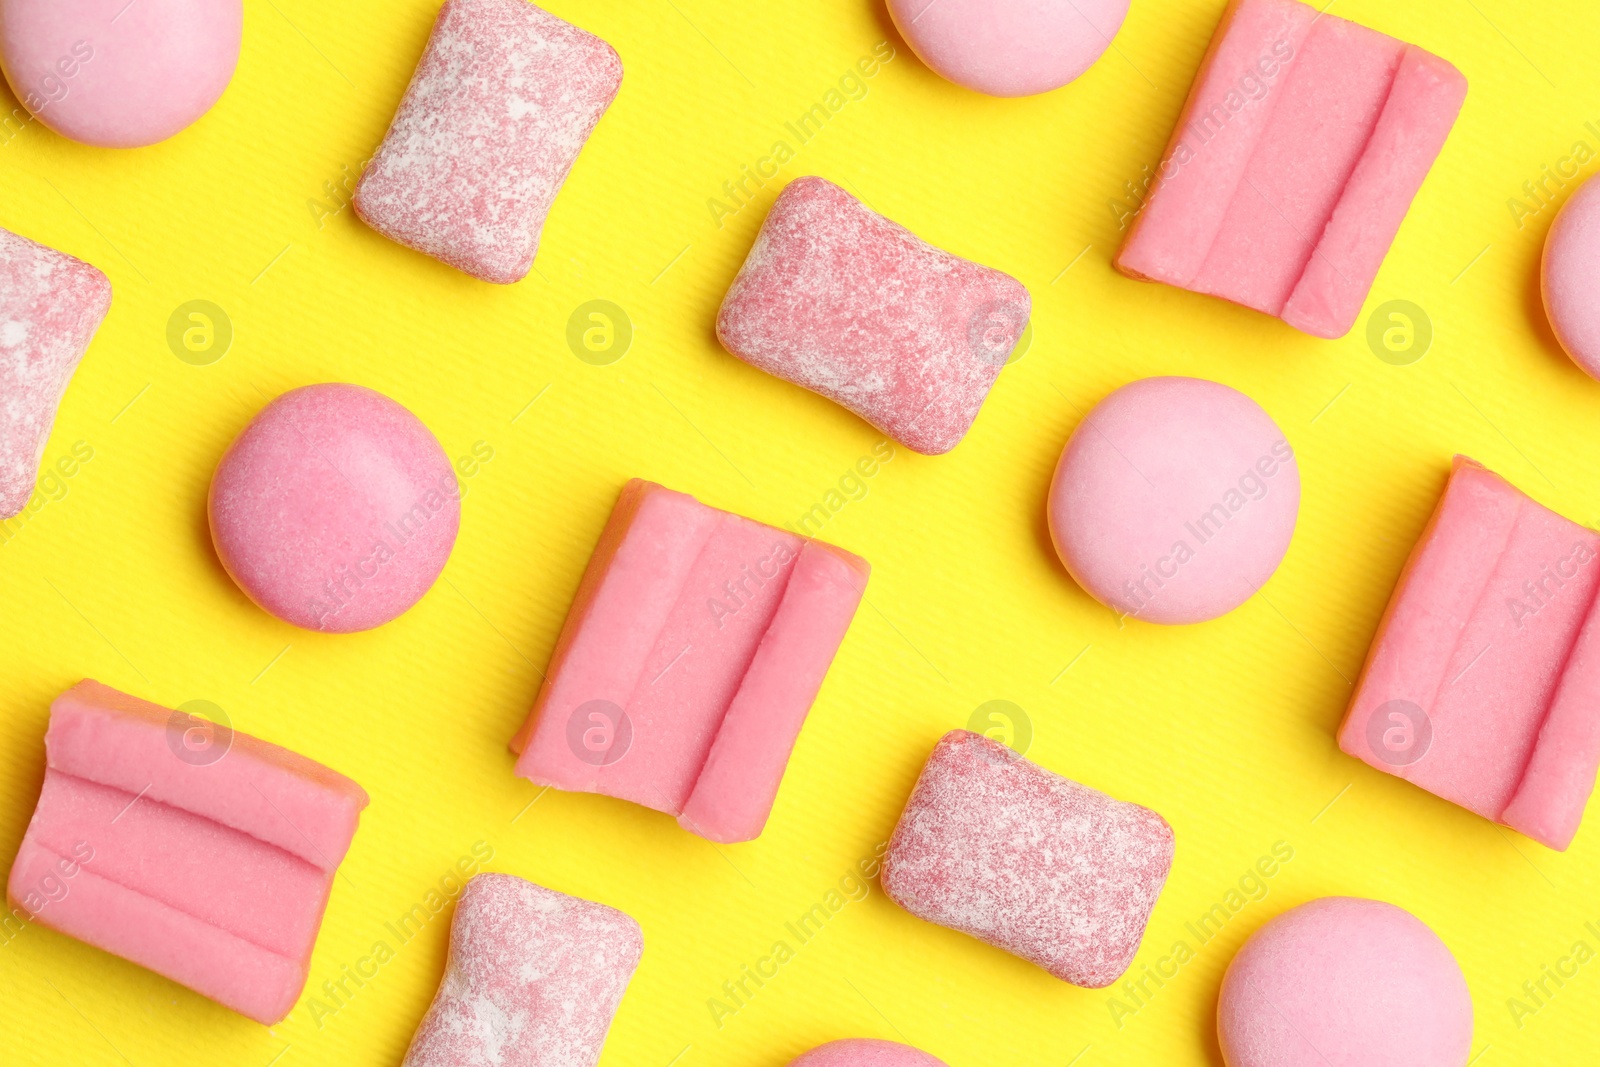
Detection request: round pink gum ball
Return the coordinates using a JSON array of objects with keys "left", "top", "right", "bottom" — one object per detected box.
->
[
  {"left": 1048, "top": 377, "right": 1299, "bottom": 625},
  {"left": 1543, "top": 173, "right": 1600, "bottom": 381},
  {"left": 1218, "top": 898, "right": 1473, "bottom": 1067},
  {"left": 787, "top": 1040, "right": 949, "bottom": 1067},
  {"left": 886, "top": 0, "right": 1130, "bottom": 97},
  {"left": 0, "top": 0, "right": 241, "bottom": 148},
  {"left": 209, "top": 383, "right": 459, "bottom": 633}
]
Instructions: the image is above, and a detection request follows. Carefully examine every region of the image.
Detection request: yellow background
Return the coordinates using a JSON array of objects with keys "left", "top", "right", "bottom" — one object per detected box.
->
[{"left": 2, "top": 0, "right": 1599, "bottom": 1063}]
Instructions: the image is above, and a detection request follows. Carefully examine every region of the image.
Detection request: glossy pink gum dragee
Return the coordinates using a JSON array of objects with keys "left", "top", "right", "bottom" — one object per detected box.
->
[
  {"left": 787, "top": 1039, "right": 951, "bottom": 1067},
  {"left": 717, "top": 176, "right": 1030, "bottom": 455},
  {"left": 7, "top": 680, "right": 367, "bottom": 1024},
  {"left": 0, "top": 225, "right": 109, "bottom": 519},
  {"left": 1218, "top": 897, "right": 1472, "bottom": 1067},
  {"left": 1339, "top": 457, "right": 1600, "bottom": 851},
  {"left": 1116, "top": 0, "right": 1466, "bottom": 339},
  {"left": 510, "top": 479, "right": 868, "bottom": 842},
  {"left": 401, "top": 873, "right": 642, "bottom": 1067},
  {"left": 881, "top": 730, "right": 1174, "bottom": 987},
  {"left": 354, "top": 0, "right": 622, "bottom": 284}
]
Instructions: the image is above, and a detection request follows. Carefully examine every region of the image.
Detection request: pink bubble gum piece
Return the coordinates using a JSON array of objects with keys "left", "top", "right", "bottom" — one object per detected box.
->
[
  {"left": 717, "top": 176, "right": 1030, "bottom": 455},
  {"left": 1115, "top": 0, "right": 1466, "bottom": 339},
  {"left": 887, "top": 0, "right": 1130, "bottom": 97},
  {"left": 353, "top": 0, "right": 622, "bottom": 284},
  {"left": 208, "top": 383, "right": 460, "bottom": 633},
  {"left": 7, "top": 680, "right": 368, "bottom": 1024},
  {"left": 1338, "top": 457, "right": 1600, "bottom": 851},
  {"left": 1048, "top": 376, "right": 1299, "bottom": 625},
  {"left": 0, "top": 225, "right": 109, "bottom": 519},
  {"left": 881, "top": 730, "right": 1174, "bottom": 987},
  {"left": 509, "top": 478, "right": 869, "bottom": 842},
  {"left": 787, "top": 1039, "right": 950, "bottom": 1067},
  {"left": 0, "top": 0, "right": 241, "bottom": 148},
  {"left": 1542, "top": 173, "right": 1600, "bottom": 381},
  {"left": 1218, "top": 897, "right": 1472, "bottom": 1067},
  {"left": 402, "top": 873, "right": 642, "bottom": 1067}
]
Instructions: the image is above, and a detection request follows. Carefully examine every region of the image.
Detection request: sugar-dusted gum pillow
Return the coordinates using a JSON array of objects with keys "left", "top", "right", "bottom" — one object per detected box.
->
[
  {"left": 353, "top": 0, "right": 622, "bottom": 283},
  {"left": 887, "top": 0, "right": 1130, "bottom": 97},
  {"left": 402, "top": 874, "right": 641, "bottom": 1067},
  {"left": 1339, "top": 456, "right": 1600, "bottom": 851},
  {"left": 1049, "top": 377, "right": 1299, "bottom": 624},
  {"left": 1542, "top": 173, "right": 1600, "bottom": 380},
  {"left": 209, "top": 383, "right": 460, "bottom": 633},
  {"left": 881, "top": 730, "right": 1173, "bottom": 987},
  {"left": 717, "top": 176, "right": 1030, "bottom": 456},
  {"left": 0, "top": 0, "right": 241, "bottom": 147},
  {"left": 787, "top": 1039, "right": 950, "bottom": 1067},
  {"left": 1115, "top": 0, "right": 1466, "bottom": 338},
  {"left": 510, "top": 479, "right": 868, "bottom": 842},
  {"left": 1218, "top": 897, "right": 1472, "bottom": 1067},
  {"left": 0, "top": 224, "right": 110, "bottom": 519},
  {"left": 7, "top": 680, "right": 367, "bottom": 1024}
]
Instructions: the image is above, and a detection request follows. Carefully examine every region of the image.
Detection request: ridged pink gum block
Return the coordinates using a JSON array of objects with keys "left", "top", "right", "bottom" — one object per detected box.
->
[
  {"left": 510, "top": 479, "right": 869, "bottom": 842},
  {"left": 353, "top": 0, "right": 622, "bottom": 283},
  {"left": 7, "top": 680, "right": 368, "bottom": 1023},
  {"left": 402, "top": 874, "right": 642, "bottom": 1067},
  {"left": 788, "top": 1039, "right": 950, "bottom": 1067},
  {"left": 881, "top": 730, "right": 1174, "bottom": 987},
  {"left": 1115, "top": 0, "right": 1466, "bottom": 339},
  {"left": 0, "top": 225, "right": 110, "bottom": 518},
  {"left": 1339, "top": 457, "right": 1600, "bottom": 851},
  {"left": 717, "top": 176, "right": 1031, "bottom": 455}
]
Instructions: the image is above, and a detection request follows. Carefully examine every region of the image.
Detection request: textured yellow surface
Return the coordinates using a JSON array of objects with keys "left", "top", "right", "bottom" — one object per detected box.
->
[{"left": 2, "top": 0, "right": 1599, "bottom": 1064}]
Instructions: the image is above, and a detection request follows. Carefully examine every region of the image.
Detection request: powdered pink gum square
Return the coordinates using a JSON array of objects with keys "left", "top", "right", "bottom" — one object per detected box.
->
[
  {"left": 1115, "top": 0, "right": 1466, "bottom": 339},
  {"left": 402, "top": 873, "right": 642, "bottom": 1067},
  {"left": 717, "top": 176, "right": 1031, "bottom": 455},
  {"left": 1339, "top": 457, "right": 1600, "bottom": 851},
  {"left": 353, "top": 0, "right": 622, "bottom": 284},
  {"left": 881, "top": 730, "right": 1174, "bottom": 987},
  {"left": 7, "top": 680, "right": 368, "bottom": 1024},
  {"left": 0, "top": 225, "right": 110, "bottom": 518},
  {"left": 510, "top": 479, "right": 869, "bottom": 842}
]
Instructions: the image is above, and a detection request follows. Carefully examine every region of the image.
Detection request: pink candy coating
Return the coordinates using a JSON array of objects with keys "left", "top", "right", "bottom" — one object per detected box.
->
[
  {"left": 887, "top": 0, "right": 1130, "bottom": 97},
  {"left": 718, "top": 176, "right": 1030, "bottom": 456},
  {"left": 0, "top": 0, "right": 241, "bottom": 148},
  {"left": 354, "top": 0, "right": 623, "bottom": 283},
  {"left": 209, "top": 383, "right": 460, "bottom": 633},
  {"left": 787, "top": 1039, "right": 950, "bottom": 1067},
  {"left": 1218, "top": 897, "right": 1472, "bottom": 1067},
  {"left": 1049, "top": 377, "right": 1299, "bottom": 625},
  {"left": 402, "top": 873, "right": 643, "bottom": 1067},
  {"left": 1542, "top": 173, "right": 1600, "bottom": 380},
  {"left": 0, "top": 225, "right": 109, "bottom": 519},
  {"left": 882, "top": 730, "right": 1174, "bottom": 988}
]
